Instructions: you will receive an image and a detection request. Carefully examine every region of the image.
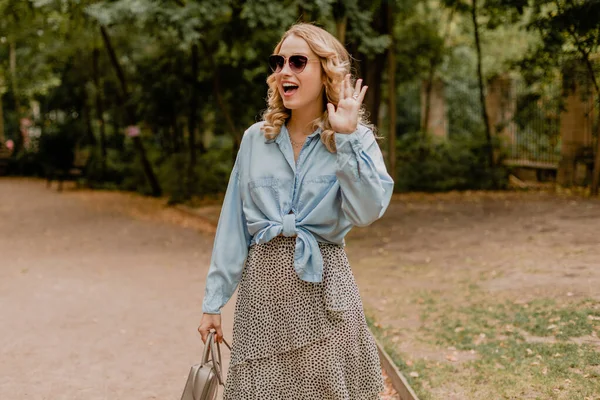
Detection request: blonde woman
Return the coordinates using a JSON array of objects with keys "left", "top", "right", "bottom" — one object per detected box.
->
[{"left": 197, "top": 22, "right": 394, "bottom": 399}]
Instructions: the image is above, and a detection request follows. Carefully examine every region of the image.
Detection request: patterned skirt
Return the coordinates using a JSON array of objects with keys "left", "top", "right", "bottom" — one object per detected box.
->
[{"left": 223, "top": 236, "right": 384, "bottom": 400}]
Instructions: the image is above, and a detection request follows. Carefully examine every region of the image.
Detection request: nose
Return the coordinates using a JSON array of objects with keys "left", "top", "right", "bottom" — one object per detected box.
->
[{"left": 279, "top": 59, "right": 293, "bottom": 76}]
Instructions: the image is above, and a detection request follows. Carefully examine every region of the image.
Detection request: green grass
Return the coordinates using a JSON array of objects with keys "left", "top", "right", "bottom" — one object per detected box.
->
[
  {"left": 366, "top": 314, "right": 435, "bottom": 400},
  {"left": 367, "top": 295, "right": 600, "bottom": 399}
]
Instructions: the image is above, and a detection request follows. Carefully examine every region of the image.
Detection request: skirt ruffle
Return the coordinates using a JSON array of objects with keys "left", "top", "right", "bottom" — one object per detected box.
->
[{"left": 223, "top": 236, "right": 384, "bottom": 400}]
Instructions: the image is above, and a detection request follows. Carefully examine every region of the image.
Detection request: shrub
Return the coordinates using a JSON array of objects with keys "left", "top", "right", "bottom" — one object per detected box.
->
[{"left": 394, "top": 131, "right": 508, "bottom": 192}]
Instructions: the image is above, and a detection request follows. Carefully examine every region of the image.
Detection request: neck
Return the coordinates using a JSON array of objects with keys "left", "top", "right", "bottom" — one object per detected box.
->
[{"left": 287, "top": 97, "right": 324, "bottom": 136}]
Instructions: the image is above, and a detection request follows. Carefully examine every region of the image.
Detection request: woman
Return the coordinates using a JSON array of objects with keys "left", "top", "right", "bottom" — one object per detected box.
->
[{"left": 197, "top": 22, "right": 394, "bottom": 399}]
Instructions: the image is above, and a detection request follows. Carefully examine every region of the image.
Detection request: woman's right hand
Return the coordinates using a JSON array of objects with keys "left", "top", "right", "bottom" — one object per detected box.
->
[{"left": 198, "top": 313, "right": 223, "bottom": 344}]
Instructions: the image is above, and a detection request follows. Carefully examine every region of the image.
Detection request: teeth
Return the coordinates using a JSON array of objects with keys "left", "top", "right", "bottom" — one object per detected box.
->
[{"left": 283, "top": 83, "right": 298, "bottom": 88}]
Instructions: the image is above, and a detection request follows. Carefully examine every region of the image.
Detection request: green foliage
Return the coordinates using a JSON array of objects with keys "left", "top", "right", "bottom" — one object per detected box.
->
[
  {"left": 4, "top": 0, "right": 596, "bottom": 198},
  {"left": 394, "top": 131, "right": 508, "bottom": 192},
  {"left": 518, "top": 0, "right": 600, "bottom": 91},
  {"left": 155, "top": 146, "right": 233, "bottom": 203},
  {"left": 83, "top": 132, "right": 235, "bottom": 202}
]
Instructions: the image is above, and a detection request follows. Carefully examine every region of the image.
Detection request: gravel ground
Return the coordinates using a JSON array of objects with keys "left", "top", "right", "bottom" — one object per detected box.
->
[{"left": 0, "top": 178, "right": 399, "bottom": 400}]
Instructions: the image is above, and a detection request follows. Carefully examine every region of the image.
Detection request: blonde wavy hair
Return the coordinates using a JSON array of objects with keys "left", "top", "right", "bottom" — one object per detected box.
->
[{"left": 261, "top": 23, "right": 372, "bottom": 153}]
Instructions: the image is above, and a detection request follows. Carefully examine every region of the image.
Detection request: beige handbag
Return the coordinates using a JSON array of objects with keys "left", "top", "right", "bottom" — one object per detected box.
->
[{"left": 180, "top": 331, "right": 232, "bottom": 400}]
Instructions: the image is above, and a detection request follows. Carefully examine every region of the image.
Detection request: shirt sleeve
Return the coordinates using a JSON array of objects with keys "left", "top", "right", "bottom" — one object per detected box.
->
[
  {"left": 201, "top": 154, "right": 251, "bottom": 314},
  {"left": 334, "top": 126, "right": 395, "bottom": 227}
]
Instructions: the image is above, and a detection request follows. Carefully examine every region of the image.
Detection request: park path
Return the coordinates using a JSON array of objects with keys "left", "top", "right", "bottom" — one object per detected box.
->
[{"left": 0, "top": 178, "right": 235, "bottom": 400}]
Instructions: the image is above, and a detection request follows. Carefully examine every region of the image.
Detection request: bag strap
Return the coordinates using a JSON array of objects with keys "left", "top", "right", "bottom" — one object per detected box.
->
[
  {"left": 201, "top": 332, "right": 213, "bottom": 366},
  {"left": 201, "top": 331, "right": 233, "bottom": 386},
  {"left": 210, "top": 333, "right": 232, "bottom": 385}
]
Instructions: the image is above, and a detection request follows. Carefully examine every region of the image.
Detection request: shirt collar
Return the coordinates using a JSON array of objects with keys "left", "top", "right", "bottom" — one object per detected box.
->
[{"left": 264, "top": 123, "right": 323, "bottom": 144}]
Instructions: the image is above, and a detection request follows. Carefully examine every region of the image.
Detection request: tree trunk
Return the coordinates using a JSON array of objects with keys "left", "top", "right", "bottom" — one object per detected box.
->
[
  {"left": 298, "top": 4, "right": 309, "bottom": 22},
  {"left": 573, "top": 36, "right": 600, "bottom": 195},
  {"left": 93, "top": 47, "right": 107, "bottom": 177},
  {"left": 387, "top": 0, "right": 397, "bottom": 183},
  {"left": 171, "top": 113, "right": 180, "bottom": 153},
  {"left": 189, "top": 43, "right": 200, "bottom": 165},
  {"left": 365, "top": 62, "right": 387, "bottom": 128},
  {"left": 112, "top": 101, "right": 121, "bottom": 148},
  {"left": 187, "top": 43, "right": 201, "bottom": 198},
  {"left": 0, "top": 74, "right": 5, "bottom": 145},
  {"left": 199, "top": 38, "right": 242, "bottom": 163},
  {"left": 336, "top": 15, "right": 348, "bottom": 43},
  {"left": 100, "top": 26, "right": 162, "bottom": 196},
  {"left": 422, "top": 60, "right": 435, "bottom": 134},
  {"left": 353, "top": 5, "right": 389, "bottom": 128},
  {"left": 423, "top": 7, "right": 455, "bottom": 136},
  {"left": 471, "top": 0, "right": 496, "bottom": 186},
  {"left": 81, "top": 89, "right": 97, "bottom": 147},
  {"left": 593, "top": 109, "right": 600, "bottom": 195},
  {"left": 561, "top": 0, "right": 600, "bottom": 195},
  {"left": 9, "top": 38, "right": 23, "bottom": 157}
]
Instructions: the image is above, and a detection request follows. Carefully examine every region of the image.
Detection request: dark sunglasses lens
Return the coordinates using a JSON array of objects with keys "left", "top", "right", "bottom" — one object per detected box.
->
[
  {"left": 289, "top": 55, "right": 308, "bottom": 72},
  {"left": 268, "top": 55, "right": 284, "bottom": 72}
]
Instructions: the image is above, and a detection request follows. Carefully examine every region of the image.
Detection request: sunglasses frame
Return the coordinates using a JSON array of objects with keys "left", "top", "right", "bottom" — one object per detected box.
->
[{"left": 268, "top": 54, "right": 319, "bottom": 74}]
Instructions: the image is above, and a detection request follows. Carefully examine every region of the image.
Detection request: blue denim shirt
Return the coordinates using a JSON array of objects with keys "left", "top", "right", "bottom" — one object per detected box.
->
[{"left": 201, "top": 121, "right": 394, "bottom": 314}]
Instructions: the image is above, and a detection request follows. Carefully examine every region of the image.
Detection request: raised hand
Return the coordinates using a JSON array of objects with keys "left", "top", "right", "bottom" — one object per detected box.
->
[{"left": 326, "top": 74, "right": 368, "bottom": 134}]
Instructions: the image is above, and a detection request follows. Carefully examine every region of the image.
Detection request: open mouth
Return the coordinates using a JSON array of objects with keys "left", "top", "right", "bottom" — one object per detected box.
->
[{"left": 282, "top": 83, "right": 299, "bottom": 96}]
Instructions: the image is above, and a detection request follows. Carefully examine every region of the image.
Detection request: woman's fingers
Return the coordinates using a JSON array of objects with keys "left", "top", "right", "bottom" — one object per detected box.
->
[
  {"left": 353, "top": 78, "right": 362, "bottom": 97},
  {"left": 198, "top": 313, "right": 223, "bottom": 344},
  {"left": 357, "top": 85, "right": 368, "bottom": 104},
  {"left": 327, "top": 102, "right": 335, "bottom": 115},
  {"left": 215, "top": 325, "right": 224, "bottom": 344},
  {"left": 345, "top": 74, "right": 353, "bottom": 99},
  {"left": 198, "top": 324, "right": 208, "bottom": 344},
  {"left": 338, "top": 74, "right": 367, "bottom": 104}
]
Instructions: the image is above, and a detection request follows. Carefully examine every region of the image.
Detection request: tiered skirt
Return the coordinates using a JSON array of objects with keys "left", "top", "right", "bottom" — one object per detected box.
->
[{"left": 223, "top": 236, "right": 384, "bottom": 400}]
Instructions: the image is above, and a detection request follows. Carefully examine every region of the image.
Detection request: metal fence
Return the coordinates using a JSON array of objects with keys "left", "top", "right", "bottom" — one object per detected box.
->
[
  {"left": 447, "top": 78, "right": 598, "bottom": 169},
  {"left": 504, "top": 80, "right": 564, "bottom": 168}
]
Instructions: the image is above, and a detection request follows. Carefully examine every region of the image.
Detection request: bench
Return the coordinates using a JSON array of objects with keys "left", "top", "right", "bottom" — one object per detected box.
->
[
  {"left": 46, "top": 149, "right": 91, "bottom": 192},
  {"left": 503, "top": 158, "right": 559, "bottom": 182}
]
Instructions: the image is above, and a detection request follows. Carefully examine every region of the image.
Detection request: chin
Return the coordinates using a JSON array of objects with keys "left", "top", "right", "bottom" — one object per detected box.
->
[{"left": 282, "top": 99, "right": 301, "bottom": 110}]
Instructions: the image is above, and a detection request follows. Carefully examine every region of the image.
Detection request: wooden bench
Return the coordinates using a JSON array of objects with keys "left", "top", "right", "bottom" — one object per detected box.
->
[
  {"left": 46, "top": 149, "right": 91, "bottom": 192},
  {"left": 503, "top": 158, "right": 559, "bottom": 182},
  {"left": 0, "top": 146, "right": 12, "bottom": 176}
]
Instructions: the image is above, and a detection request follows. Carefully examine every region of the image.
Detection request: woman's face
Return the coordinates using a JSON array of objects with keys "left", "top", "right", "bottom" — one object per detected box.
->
[{"left": 275, "top": 35, "right": 324, "bottom": 111}]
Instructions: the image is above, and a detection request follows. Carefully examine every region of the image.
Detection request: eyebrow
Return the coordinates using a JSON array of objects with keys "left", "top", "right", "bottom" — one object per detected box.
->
[{"left": 277, "top": 52, "right": 310, "bottom": 57}]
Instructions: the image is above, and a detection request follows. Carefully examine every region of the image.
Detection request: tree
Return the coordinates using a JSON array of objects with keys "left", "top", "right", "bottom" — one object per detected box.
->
[
  {"left": 441, "top": 0, "right": 527, "bottom": 188},
  {"left": 523, "top": 0, "right": 600, "bottom": 194}
]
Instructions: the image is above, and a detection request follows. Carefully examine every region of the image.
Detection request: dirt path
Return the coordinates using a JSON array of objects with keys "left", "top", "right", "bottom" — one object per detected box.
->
[
  {"left": 0, "top": 178, "right": 226, "bottom": 400},
  {"left": 346, "top": 190, "right": 600, "bottom": 325},
  {"left": 0, "top": 178, "right": 400, "bottom": 400}
]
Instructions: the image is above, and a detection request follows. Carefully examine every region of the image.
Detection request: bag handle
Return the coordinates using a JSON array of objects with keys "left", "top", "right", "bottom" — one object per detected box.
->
[{"left": 201, "top": 331, "right": 232, "bottom": 386}]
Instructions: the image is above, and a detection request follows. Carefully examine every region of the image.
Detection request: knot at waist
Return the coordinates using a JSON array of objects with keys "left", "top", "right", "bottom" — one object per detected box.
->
[
  {"left": 282, "top": 213, "right": 296, "bottom": 237},
  {"left": 252, "top": 214, "right": 325, "bottom": 283}
]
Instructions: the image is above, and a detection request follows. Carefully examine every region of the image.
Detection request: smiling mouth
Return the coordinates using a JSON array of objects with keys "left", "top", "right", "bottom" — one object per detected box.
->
[{"left": 282, "top": 84, "right": 299, "bottom": 96}]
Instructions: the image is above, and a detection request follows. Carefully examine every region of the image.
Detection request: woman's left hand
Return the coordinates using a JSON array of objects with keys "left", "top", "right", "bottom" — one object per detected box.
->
[{"left": 326, "top": 74, "right": 368, "bottom": 134}]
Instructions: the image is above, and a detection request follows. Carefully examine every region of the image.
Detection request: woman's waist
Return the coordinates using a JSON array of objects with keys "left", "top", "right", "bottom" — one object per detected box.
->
[
  {"left": 252, "top": 234, "right": 343, "bottom": 249},
  {"left": 249, "top": 218, "right": 346, "bottom": 245}
]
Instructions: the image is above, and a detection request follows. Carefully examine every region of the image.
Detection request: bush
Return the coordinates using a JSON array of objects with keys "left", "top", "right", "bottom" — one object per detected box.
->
[
  {"left": 394, "top": 131, "right": 508, "bottom": 192},
  {"left": 156, "top": 146, "right": 233, "bottom": 203}
]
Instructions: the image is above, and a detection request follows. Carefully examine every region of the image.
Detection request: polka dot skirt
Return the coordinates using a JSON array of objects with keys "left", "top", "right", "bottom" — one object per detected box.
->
[{"left": 223, "top": 236, "right": 384, "bottom": 400}]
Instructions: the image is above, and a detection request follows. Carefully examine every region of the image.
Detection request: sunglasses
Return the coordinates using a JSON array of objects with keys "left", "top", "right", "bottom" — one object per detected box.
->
[{"left": 268, "top": 54, "right": 319, "bottom": 74}]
